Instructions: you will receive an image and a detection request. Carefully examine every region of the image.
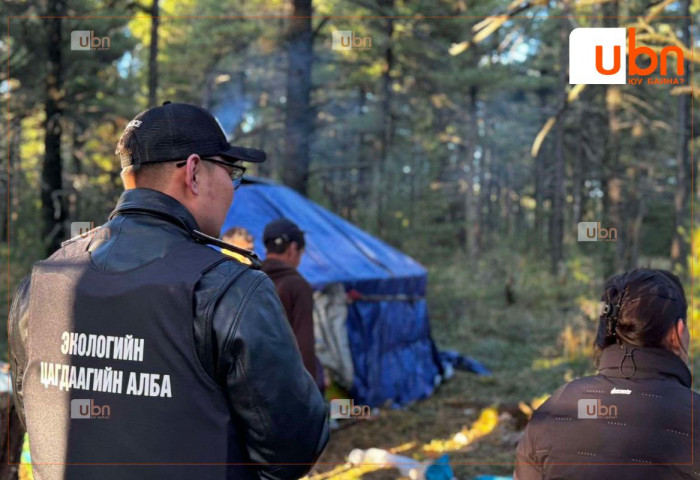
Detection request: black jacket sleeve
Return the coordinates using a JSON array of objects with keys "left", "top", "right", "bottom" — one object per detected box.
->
[
  {"left": 213, "top": 272, "right": 329, "bottom": 480},
  {"left": 8, "top": 274, "right": 31, "bottom": 429}
]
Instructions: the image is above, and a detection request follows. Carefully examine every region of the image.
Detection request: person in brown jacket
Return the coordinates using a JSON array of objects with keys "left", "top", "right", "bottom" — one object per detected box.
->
[
  {"left": 514, "top": 269, "right": 697, "bottom": 480},
  {"left": 262, "top": 218, "right": 323, "bottom": 392}
]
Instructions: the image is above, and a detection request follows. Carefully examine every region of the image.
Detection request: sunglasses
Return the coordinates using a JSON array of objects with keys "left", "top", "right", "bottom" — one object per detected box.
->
[{"left": 176, "top": 157, "right": 246, "bottom": 188}]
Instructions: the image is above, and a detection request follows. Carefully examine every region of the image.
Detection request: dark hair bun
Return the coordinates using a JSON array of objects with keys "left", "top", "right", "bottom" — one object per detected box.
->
[{"left": 595, "top": 269, "right": 686, "bottom": 351}]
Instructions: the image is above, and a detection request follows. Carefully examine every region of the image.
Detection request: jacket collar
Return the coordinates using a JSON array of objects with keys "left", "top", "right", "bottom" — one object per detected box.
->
[
  {"left": 598, "top": 343, "right": 691, "bottom": 388},
  {"left": 261, "top": 257, "right": 297, "bottom": 275},
  {"left": 109, "top": 188, "right": 200, "bottom": 234}
]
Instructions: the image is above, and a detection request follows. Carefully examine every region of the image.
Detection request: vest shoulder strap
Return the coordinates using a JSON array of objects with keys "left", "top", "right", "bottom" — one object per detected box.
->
[{"left": 158, "top": 240, "right": 248, "bottom": 277}]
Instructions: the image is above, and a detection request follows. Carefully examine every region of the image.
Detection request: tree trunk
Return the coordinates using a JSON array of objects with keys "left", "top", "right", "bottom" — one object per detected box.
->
[
  {"left": 550, "top": 11, "right": 567, "bottom": 275},
  {"left": 572, "top": 120, "right": 583, "bottom": 225},
  {"left": 42, "top": 0, "right": 66, "bottom": 256},
  {"left": 3, "top": 115, "right": 22, "bottom": 245},
  {"left": 464, "top": 84, "right": 480, "bottom": 261},
  {"left": 283, "top": 0, "right": 313, "bottom": 195},
  {"left": 148, "top": 0, "right": 160, "bottom": 107},
  {"left": 534, "top": 90, "right": 547, "bottom": 248},
  {"left": 354, "top": 85, "right": 369, "bottom": 224},
  {"left": 481, "top": 147, "right": 493, "bottom": 244},
  {"left": 601, "top": 2, "right": 623, "bottom": 277},
  {"left": 370, "top": 5, "right": 395, "bottom": 236},
  {"left": 485, "top": 148, "right": 498, "bottom": 236},
  {"left": 670, "top": 0, "right": 691, "bottom": 271},
  {"left": 69, "top": 122, "right": 84, "bottom": 225},
  {"left": 625, "top": 167, "right": 645, "bottom": 269},
  {"left": 504, "top": 163, "right": 514, "bottom": 238}
]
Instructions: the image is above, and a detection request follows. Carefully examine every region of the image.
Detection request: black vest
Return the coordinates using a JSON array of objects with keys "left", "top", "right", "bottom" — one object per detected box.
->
[{"left": 23, "top": 236, "right": 244, "bottom": 480}]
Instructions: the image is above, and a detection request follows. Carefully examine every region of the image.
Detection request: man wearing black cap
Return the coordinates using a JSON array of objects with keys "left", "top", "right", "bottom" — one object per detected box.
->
[
  {"left": 261, "top": 219, "right": 322, "bottom": 392},
  {"left": 9, "top": 103, "right": 328, "bottom": 480}
]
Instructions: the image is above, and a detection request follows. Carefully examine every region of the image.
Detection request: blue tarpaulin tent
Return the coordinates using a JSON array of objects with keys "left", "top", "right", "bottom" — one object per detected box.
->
[{"left": 221, "top": 178, "right": 442, "bottom": 408}]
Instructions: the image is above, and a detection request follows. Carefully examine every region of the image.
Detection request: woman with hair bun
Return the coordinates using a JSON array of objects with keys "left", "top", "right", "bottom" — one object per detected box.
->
[{"left": 514, "top": 269, "right": 697, "bottom": 479}]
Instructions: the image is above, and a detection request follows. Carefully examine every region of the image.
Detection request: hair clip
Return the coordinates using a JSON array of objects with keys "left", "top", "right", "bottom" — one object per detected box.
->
[{"left": 603, "top": 302, "right": 620, "bottom": 319}]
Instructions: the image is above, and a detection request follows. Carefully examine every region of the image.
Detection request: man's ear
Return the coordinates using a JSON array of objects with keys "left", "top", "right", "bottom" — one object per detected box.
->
[
  {"left": 184, "top": 154, "right": 201, "bottom": 195},
  {"left": 288, "top": 241, "right": 299, "bottom": 256}
]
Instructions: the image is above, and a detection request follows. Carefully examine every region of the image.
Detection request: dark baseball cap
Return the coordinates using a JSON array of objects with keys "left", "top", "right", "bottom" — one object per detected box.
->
[
  {"left": 263, "top": 218, "right": 305, "bottom": 247},
  {"left": 116, "top": 101, "right": 266, "bottom": 168}
]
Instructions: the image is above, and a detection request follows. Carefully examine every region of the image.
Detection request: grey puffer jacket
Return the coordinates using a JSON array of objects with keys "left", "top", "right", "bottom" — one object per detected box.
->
[{"left": 515, "top": 343, "right": 699, "bottom": 480}]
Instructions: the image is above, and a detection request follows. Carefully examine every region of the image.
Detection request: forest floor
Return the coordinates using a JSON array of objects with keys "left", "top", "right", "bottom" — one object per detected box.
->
[{"left": 309, "top": 250, "right": 688, "bottom": 480}]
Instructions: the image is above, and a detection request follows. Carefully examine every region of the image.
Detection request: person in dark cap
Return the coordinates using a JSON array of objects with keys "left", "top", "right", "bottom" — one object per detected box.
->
[
  {"left": 9, "top": 102, "right": 328, "bottom": 480},
  {"left": 261, "top": 219, "right": 323, "bottom": 392},
  {"left": 514, "top": 269, "right": 698, "bottom": 480}
]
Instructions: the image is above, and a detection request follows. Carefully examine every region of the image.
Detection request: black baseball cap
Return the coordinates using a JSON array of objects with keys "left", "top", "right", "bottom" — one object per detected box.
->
[
  {"left": 117, "top": 101, "right": 266, "bottom": 168},
  {"left": 263, "top": 218, "right": 305, "bottom": 248}
]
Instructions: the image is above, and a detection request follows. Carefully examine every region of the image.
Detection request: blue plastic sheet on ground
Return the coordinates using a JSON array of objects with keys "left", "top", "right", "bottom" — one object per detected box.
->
[
  {"left": 438, "top": 350, "right": 492, "bottom": 376},
  {"left": 426, "top": 454, "right": 454, "bottom": 480}
]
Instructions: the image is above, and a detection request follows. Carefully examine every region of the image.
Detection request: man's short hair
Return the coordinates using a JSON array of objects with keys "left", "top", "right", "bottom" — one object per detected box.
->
[
  {"left": 118, "top": 130, "right": 161, "bottom": 184},
  {"left": 119, "top": 162, "right": 177, "bottom": 187},
  {"left": 116, "top": 126, "right": 140, "bottom": 170}
]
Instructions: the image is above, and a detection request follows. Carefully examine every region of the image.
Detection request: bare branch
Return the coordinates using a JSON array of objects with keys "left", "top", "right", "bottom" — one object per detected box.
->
[{"left": 312, "top": 17, "right": 330, "bottom": 40}]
